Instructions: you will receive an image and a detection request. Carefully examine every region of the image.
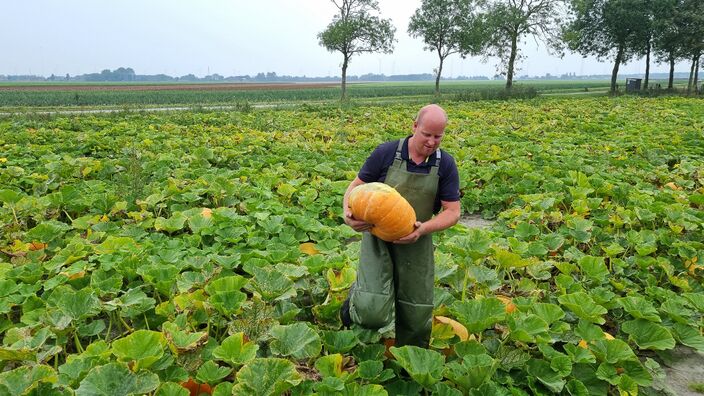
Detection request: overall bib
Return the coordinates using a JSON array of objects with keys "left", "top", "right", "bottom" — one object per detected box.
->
[{"left": 349, "top": 138, "right": 440, "bottom": 347}]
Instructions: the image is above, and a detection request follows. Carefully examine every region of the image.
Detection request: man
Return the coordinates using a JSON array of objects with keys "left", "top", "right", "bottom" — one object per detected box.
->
[{"left": 341, "top": 104, "right": 461, "bottom": 348}]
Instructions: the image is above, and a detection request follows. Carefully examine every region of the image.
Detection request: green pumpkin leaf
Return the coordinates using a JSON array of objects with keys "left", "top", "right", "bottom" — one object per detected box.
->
[
  {"left": 315, "top": 353, "right": 353, "bottom": 380},
  {"left": 111, "top": 330, "right": 166, "bottom": 370},
  {"left": 155, "top": 382, "right": 189, "bottom": 396},
  {"left": 321, "top": 330, "right": 359, "bottom": 354},
  {"left": 617, "top": 296, "right": 661, "bottom": 322},
  {"left": 269, "top": 322, "right": 322, "bottom": 359},
  {"left": 531, "top": 303, "right": 565, "bottom": 325},
  {"left": 326, "top": 267, "right": 356, "bottom": 291},
  {"left": 231, "top": 358, "right": 302, "bottom": 396},
  {"left": 558, "top": 292, "right": 607, "bottom": 324},
  {"left": 526, "top": 359, "right": 566, "bottom": 393},
  {"left": 212, "top": 382, "right": 234, "bottom": 396},
  {"left": 154, "top": 212, "right": 188, "bottom": 233},
  {"left": 212, "top": 332, "right": 259, "bottom": 367},
  {"left": 507, "top": 313, "right": 550, "bottom": 343},
  {"left": 590, "top": 339, "right": 637, "bottom": 364},
  {"left": 577, "top": 256, "right": 608, "bottom": 283},
  {"left": 443, "top": 353, "right": 494, "bottom": 391},
  {"left": 75, "top": 363, "right": 159, "bottom": 396},
  {"left": 341, "top": 383, "right": 389, "bottom": 396},
  {"left": 246, "top": 266, "right": 297, "bottom": 301},
  {"left": 162, "top": 322, "right": 208, "bottom": 352},
  {"left": 672, "top": 323, "right": 704, "bottom": 352},
  {"left": 494, "top": 248, "right": 534, "bottom": 268},
  {"left": 389, "top": 345, "right": 445, "bottom": 389},
  {"left": 621, "top": 319, "right": 676, "bottom": 350},
  {"left": 196, "top": 360, "right": 232, "bottom": 385},
  {"left": 0, "top": 189, "right": 22, "bottom": 204},
  {"left": 0, "top": 365, "right": 57, "bottom": 396},
  {"left": 26, "top": 220, "right": 71, "bottom": 243},
  {"left": 451, "top": 298, "right": 505, "bottom": 333}
]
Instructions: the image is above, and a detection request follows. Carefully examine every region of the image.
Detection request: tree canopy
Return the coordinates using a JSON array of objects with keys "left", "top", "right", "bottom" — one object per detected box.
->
[
  {"left": 408, "top": 0, "right": 484, "bottom": 94},
  {"left": 481, "top": 0, "right": 565, "bottom": 89},
  {"left": 318, "top": 0, "right": 396, "bottom": 100}
]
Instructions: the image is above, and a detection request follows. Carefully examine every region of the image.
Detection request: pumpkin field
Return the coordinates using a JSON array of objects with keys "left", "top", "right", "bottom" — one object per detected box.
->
[{"left": 1, "top": 96, "right": 704, "bottom": 395}]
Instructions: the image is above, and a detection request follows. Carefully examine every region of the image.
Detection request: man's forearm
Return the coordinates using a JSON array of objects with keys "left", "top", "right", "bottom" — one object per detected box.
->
[{"left": 419, "top": 205, "right": 460, "bottom": 235}]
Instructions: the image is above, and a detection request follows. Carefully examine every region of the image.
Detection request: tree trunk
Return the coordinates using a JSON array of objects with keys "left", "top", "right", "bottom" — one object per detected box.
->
[
  {"left": 644, "top": 39, "right": 651, "bottom": 90},
  {"left": 435, "top": 56, "right": 444, "bottom": 95},
  {"left": 505, "top": 35, "right": 518, "bottom": 90},
  {"left": 668, "top": 55, "right": 675, "bottom": 89},
  {"left": 688, "top": 57, "right": 696, "bottom": 93},
  {"left": 694, "top": 56, "right": 700, "bottom": 94},
  {"left": 341, "top": 56, "right": 349, "bottom": 101},
  {"left": 611, "top": 45, "right": 624, "bottom": 94}
]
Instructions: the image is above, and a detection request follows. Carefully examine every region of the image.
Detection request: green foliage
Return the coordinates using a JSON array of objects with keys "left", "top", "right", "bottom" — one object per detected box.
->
[{"left": 1, "top": 98, "right": 703, "bottom": 394}]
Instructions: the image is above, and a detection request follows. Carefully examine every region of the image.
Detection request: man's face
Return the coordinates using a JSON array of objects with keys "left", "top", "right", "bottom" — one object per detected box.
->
[{"left": 412, "top": 119, "right": 445, "bottom": 157}]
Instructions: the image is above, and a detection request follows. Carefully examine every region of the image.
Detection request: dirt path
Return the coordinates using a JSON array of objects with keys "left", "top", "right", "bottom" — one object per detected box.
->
[
  {"left": 657, "top": 347, "right": 704, "bottom": 395},
  {"left": 458, "top": 214, "right": 496, "bottom": 229}
]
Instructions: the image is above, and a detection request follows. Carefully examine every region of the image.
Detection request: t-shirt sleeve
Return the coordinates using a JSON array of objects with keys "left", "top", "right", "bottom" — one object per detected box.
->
[
  {"left": 439, "top": 154, "right": 461, "bottom": 202},
  {"left": 358, "top": 142, "right": 394, "bottom": 183}
]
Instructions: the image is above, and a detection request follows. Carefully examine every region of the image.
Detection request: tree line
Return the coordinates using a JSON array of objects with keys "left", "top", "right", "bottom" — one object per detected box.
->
[{"left": 318, "top": 0, "right": 704, "bottom": 98}]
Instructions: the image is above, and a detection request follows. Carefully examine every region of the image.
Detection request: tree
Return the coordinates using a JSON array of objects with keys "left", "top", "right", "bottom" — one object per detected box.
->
[
  {"left": 481, "top": 0, "right": 565, "bottom": 90},
  {"left": 408, "top": 0, "right": 484, "bottom": 94},
  {"left": 563, "top": 0, "right": 650, "bottom": 94},
  {"left": 318, "top": 0, "right": 396, "bottom": 100},
  {"left": 652, "top": 0, "right": 682, "bottom": 89},
  {"left": 677, "top": 0, "right": 704, "bottom": 93}
]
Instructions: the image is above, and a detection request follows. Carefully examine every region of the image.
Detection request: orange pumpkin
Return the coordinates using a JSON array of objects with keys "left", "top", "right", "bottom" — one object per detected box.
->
[{"left": 348, "top": 182, "right": 416, "bottom": 241}]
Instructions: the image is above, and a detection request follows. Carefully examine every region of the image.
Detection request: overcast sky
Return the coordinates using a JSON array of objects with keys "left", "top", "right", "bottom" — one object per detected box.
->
[{"left": 2, "top": 0, "right": 692, "bottom": 78}]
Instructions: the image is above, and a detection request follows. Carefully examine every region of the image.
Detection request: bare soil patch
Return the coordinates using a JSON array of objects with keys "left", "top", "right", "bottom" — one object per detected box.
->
[
  {"left": 657, "top": 346, "right": 704, "bottom": 395},
  {"left": 0, "top": 82, "right": 338, "bottom": 92},
  {"left": 458, "top": 214, "right": 496, "bottom": 229}
]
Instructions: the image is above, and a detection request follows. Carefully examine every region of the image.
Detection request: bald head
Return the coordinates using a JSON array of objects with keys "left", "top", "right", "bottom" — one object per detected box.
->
[{"left": 415, "top": 104, "right": 448, "bottom": 129}]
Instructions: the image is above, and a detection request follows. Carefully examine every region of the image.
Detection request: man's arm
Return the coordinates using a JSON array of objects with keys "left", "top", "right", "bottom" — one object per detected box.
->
[
  {"left": 394, "top": 200, "right": 461, "bottom": 244},
  {"left": 342, "top": 177, "right": 373, "bottom": 232}
]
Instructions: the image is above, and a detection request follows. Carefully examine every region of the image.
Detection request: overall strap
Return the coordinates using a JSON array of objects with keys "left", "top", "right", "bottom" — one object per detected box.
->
[
  {"left": 429, "top": 149, "right": 441, "bottom": 175},
  {"left": 393, "top": 138, "right": 405, "bottom": 169}
]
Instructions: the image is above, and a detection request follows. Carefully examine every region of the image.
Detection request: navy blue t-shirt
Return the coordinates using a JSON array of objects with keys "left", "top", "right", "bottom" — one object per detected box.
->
[{"left": 358, "top": 137, "right": 460, "bottom": 214}]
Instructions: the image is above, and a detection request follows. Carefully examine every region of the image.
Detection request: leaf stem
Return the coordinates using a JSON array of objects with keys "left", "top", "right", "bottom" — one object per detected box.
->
[{"left": 73, "top": 330, "right": 84, "bottom": 354}]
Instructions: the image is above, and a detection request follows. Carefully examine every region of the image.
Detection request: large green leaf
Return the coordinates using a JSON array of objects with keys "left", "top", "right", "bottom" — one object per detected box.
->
[
  {"left": 590, "top": 339, "right": 637, "bottom": 364},
  {"left": 196, "top": 361, "right": 232, "bottom": 384},
  {"left": 558, "top": 292, "right": 607, "bottom": 324},
  {"left": 75, "top": 363, "right": 160, "bottom": 396},
  {"left": 451, "top": 298, "right": 505, "bottom": 333},
  {"left": 616, "top": 296, "right": 661, "bottom": 322},
  {"left": 269, "top": 322, "right": 322, "bottom": 359},
  {"left": 231, "top": 358, "right": 302, "bottom": 396},
  {"left": 26, "top": 220, "right": 71, "bottom": 243},
  {"left": 155, "top": 382, "right": 189, "bottom": 396},
  {"left": 621, "top": 319, "right": 676, "bottom": 350},
  {"left": 526, "top": 359, "right": 566, "bottom": 393},
  {"left": 507, "top": 313, "right": 550, "bottom": 343},
  {"left": 443, "top": 353, "right": 494, "bottom": 391},
  {"left": 531, "top": 303, "right": 565, "bottom": 325},
  {"left": 389, "top": 346, "right": 445, "bottom": 389},
  {"left": 0, "top": 365, "right": 57, "bottom": 396},
  {"left": 577, "top": 256, "right": 608, "bottom": 283},
  {"left": 111, "top": 330, "right": 167, "bottom": 370},
  {"left": 672, "top": 323, "right": 704, "bottom": 352},
  {"left": 154, "top": 212, "right": 188, "bottom": 233},
  {"left": 246, "top": 266, "right": 297, "bottom": 301},
  {"left": 162, "top": 322, "right": 208, "bottom": 352},
  {"left": 321, "top": 330, "right": 359, "bottom": 354},
  {"left": 212, "top": 332, "right": 259, "bottom": 366}
]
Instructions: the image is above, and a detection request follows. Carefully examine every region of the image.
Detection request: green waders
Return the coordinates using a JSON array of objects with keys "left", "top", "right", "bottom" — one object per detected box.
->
[{"left": 349, "top": 139, "right": 440, "bottom": 348}]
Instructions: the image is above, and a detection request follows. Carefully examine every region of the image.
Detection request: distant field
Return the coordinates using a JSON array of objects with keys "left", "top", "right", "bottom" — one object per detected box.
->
[{"left": 0, "top": 79, "right": 691, "bottom": 108}]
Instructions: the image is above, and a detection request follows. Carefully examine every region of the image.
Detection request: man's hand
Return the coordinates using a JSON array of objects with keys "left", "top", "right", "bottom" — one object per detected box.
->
[
  {"left": 344, "top": 210, "right": 373, "bottom": 232},
  {"left": 393, "top": 221, "right": 425, "bottom": 244}
]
